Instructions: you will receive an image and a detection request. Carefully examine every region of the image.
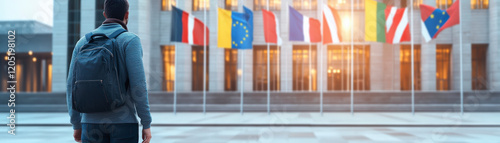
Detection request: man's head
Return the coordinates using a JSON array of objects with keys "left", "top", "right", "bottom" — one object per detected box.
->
[{"left": 103, "top": 0, "right": 129, "bottom": 24}]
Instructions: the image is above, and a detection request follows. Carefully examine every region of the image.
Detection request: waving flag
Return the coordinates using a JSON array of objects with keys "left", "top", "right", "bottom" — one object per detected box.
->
[
  {"left": 262, "top": 9, "right": 282, "bottom": 45},
  {"left": 420, "top": 0, "right": 460, "bottom": 42},
  {"left": 289, "top": 6, "right": 321, "bottom": 43},
  {"left": 323, "top": 5, "right": 342, "bottom": 44},
  {"left": 385, "top": 6, "right": 411, "bottom": 44},
  {"left": 170, "top": 6, "right": 209, "bottom": 46},
  {"left": 218, "top": 6, "right": 254, "bottom": 49},
  {"left": 365, "top": 0, "right": 386, "bottom": 43}
]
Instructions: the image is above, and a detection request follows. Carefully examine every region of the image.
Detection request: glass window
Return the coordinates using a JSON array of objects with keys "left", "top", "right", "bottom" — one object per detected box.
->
[
  {"left": 436, "top": 45, "right": 451, "bottom": 91},
  {"left": 472, "top": 44, "right": 488, "bottom": 90},
  {"left": 95, "top": 0, "right": 105, "bottom": 28},
  {"left": 193, "top": 0, "right": 236, "bottom": 11},
  {"left": 193, "top": 0, "right": 210, "bottom": 11},
  {"left": 401, "top": 0, "right": 423, "bottom": 9},
  {"left": 293, "top": 45, "right": 317, "bottom": 91},
  {"left": 161, "top": 0, "right": 176, "bottom": 11},
  {"left": 471, "top": 0, "right": 489, "bottom": 9},
  {"left": 254, "top": 0, "right": 281, "bottom": 11},
  {"left": 162, "top": 46, "right": 175, "bottom": 91},
  {"left": 225, "top": 49, "right": 238, "bottom": 91},
  {"left": 400, "top": 45, "right": 421, "bottom": 91},
  {"left": 68, "top": 0, "right": 81, "bottom": 73},
  {"left": 192, "top": 46, "right": 209, "bottom": 91},
  {"left": 292, "top": 0, "right": 317, "bottom": 10},
  {"left": 253, "top": 46, "right": 281, "bottom": 91},
  {"left": 0, "top": 53, "right": 52, "bottom": 92},
  {"left": 436, "top": 0, "right": 452, "bottom": 9},
  {"left": 326, "top": 45, "right": 370, "bottom": 91},
  {"left": 328, "top": 0, "right": 364, "bottom": 10}
]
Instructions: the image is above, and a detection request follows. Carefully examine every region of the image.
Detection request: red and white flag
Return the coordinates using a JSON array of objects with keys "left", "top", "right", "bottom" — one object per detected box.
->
[
  {"left": 171, "top": 6, "right": 209, "bottom": 46},
  {"left": 385, "top": 6, "right": 411, "bottom": 44},
  {"left": 322, "top": 5, "right": 342, "bottom": 44},
  {"left": 262, "top": 9, "right": 282, "bottom": 45}
]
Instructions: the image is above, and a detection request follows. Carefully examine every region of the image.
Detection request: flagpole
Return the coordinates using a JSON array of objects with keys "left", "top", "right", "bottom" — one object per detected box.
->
[
  {"left": 411, "top": 0, "right": 415, "bottom": 115},
  {"left": 319, "top": 0, "right": 323, "bottom": 116},
  {"left": 308, "top": 0, "right": 312, "bottom": 93},
  {"left": 240, "top": 50, "right": 244, "bottom": 115},
  {"left": 173, "top": 0, "right": 178, "bottom": 115},
  {"left": 459, "top": 0, "right": 463, "bottom": 115},
  {"left": 350, "top": 0, "right": 354, "bottom": 115},
  {"left": 266, "top": 0, "right": 271, "bottom": 115},
  {"left": 202, "top": 0, "right": 207, "bottom": 115}
]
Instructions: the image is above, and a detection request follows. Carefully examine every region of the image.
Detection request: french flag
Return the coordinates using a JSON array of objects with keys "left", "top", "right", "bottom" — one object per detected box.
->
[
  {"left": 420, "top": 0, "right": 460, "bottom": 42},
  {"left": 289, "top": 6, "right": 321, "bottom": 43},
  {"left": 171, "top": 6, "right": 209, "bottom": 46},
  {"left": 262, "top": 9, "right": 282, "bottom": 45},
  {"left": 322, "top": 5, "right": 342, "bottom": 44}
]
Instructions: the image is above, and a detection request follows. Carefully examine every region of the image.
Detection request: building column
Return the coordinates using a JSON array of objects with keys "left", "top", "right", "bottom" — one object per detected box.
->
[
  {"left": 451, "top": 0, "right": 472, "bottom": 91},
  {"left": 488, "top": 0, "right": 500, "bottom": 91},
  {"left": 280, "top": 0, "right": 293, "bottom": 92},
  {"left": 420, "top": 0, "right": 437, "bottom": 91},
  {"left": 369, "top": 43, "right": 384, "bottom": 90},
  {"left": 208, "top": 0, "right": 225, "bottom": 92},
  {"left": 51, "top": 0, "right": 69, "bottom": 92},
  {"left": 148, "top": 0, "right": 163, "bottom": 91},
  {"left": 421, "top": 41, "right": 437, "bottom": 91}
]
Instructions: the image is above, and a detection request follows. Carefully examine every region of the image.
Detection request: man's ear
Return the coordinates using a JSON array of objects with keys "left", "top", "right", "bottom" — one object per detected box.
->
[
  {"left": 124, "top": 11, "right": 129, "bottom": 21},
  {"left": 103, "top": 12, "right": 107, "bottom": 18}
]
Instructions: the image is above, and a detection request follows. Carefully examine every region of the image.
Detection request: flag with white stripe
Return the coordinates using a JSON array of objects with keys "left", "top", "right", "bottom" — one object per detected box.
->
[
  {"left": 171, "top": 6, "right": 209, "bottom": 46},
  {"left": 385, "top": 6, "right": 411, "bottom": 44},
  {"left": 323, "top": 5, "right": 342, "bottom": 44}
]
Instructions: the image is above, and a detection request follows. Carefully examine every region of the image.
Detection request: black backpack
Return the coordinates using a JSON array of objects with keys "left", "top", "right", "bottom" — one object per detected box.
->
[{"left": 70, "top": 29, "right": 127, "bottom": 113}]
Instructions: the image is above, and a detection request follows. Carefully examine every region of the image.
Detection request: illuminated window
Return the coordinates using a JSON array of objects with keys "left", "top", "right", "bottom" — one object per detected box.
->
[
  {"left": 193, "top": 0, "right": 236, "bottom": 11},
  {"left": 436, "top": 45, "right": 451, "bottom": 91},
  {"left": 253, "top": 46, "right": 281, "bottom": 91},
  {"left": 471, "top": 0, "right": 488, "bottom": 9},
  {"left": 293, "top": 45, "right": 317, "bottom": 91},
  {"left": 161, "top": 0, "right": 176, "bottom": 11},
  {"left": 471, "top": 44, "right": 488, "bottom": 90},
  {"left": 292, "top": 0, "right": 317, "bottom": 10},
  {"left": 436, "top": 0, "right": 452, "bottom": 9},
  {"left": 400, "top": 45, "right": 421, "bottom": 91},
  {"left": 225, "top": 0, "right": 238, "bottom": 11},
  {"left": 192, "top": 46, "right": 209, "bottom": 91},
  {"left": 162, "top": 46, "right": 175, "bottom": 92},
  {"left": 254, "top": 0, "right": 281, "bottom": 11},
  {"left": 193, "top": 0, "right": 210, "bottom": 11},
  {"left": 327, "top": 0, "right": 364, "bottom": 10},
  {"left": 401, "top": 0, "right": 423, "bottom": 9},
  {"left": 0, "top": 53, "right": 52, "bottom": 92},
  {"left": 225, "top": 49, "right": 238, "bottom": 91},
  {"left": 326, "top": 45, "right": 370, "bottom": 91}
]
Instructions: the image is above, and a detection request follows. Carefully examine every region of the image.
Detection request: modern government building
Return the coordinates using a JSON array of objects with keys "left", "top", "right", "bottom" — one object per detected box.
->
[{"left": 0, "top": 0, "right": 498, "bottom": 112}]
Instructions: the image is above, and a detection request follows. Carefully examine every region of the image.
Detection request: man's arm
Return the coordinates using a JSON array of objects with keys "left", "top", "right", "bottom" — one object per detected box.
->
[
  {"left": 125, "top": 36, "right": 152, "bottom": 129},
  {"left": 66, "top": 40, "right": 83, "bottom": 130}
]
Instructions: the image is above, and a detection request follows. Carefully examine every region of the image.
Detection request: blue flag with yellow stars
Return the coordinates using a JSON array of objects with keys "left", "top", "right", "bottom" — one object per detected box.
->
[{"left": 218, "top": 6, "right": 253, "bottom": 49}]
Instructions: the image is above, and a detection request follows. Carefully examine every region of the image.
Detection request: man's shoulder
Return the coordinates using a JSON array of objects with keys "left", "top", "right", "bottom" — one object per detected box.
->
[{"left": 117, "top": 32, "right": 140, "bottom": 41}]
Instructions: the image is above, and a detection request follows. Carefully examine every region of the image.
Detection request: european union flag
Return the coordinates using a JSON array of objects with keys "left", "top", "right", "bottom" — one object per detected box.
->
[
  {"left": 218, "top": 6, "right": 253, "bottom": 49},
  {"left": 231, "top": 7, "right": 253, "bottom": 49}
]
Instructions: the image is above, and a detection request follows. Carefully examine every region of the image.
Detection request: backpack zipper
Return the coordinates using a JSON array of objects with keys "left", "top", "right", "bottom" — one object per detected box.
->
[{"left": 80, "top": 47, "right": 114, "bottom": 57}]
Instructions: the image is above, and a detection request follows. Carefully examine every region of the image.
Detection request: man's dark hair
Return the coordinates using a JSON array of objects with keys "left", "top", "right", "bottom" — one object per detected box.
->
[{"left": 104, "top": 0, "right": 129, "bottom": 20}]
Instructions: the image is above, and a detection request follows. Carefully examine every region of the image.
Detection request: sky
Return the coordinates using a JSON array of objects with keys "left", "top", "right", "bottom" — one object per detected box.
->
[{"left": 0, "top": 0, "right": 54, "bottom": 26}]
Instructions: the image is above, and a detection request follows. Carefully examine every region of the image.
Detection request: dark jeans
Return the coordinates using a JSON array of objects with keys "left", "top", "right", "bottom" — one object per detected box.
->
[{"left": 82, "top": 123, "right": 138, "bottom": 143}]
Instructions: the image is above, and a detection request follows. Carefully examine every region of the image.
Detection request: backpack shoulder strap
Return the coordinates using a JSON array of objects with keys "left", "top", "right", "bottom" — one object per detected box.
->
[
  {"left": 108, "top": 28, "right": 127, "bottom": 39},
  {"left": 85, "top": 32, "right": 93, "bottom": 42}
]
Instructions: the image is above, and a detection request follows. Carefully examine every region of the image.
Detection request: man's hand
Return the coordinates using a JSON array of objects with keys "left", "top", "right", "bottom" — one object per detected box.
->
[
  {"left": 73, "top": 129, "right": 82, "bottom": 142},
  {"left": 142, "top": 128, "right": 152, "bottom": 143}
]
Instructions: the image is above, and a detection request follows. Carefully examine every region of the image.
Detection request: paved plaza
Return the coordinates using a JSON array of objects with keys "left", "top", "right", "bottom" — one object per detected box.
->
[{"left": 1, "top": 112, "right": 500, "bottom": 142}]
